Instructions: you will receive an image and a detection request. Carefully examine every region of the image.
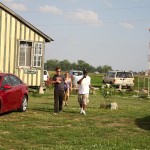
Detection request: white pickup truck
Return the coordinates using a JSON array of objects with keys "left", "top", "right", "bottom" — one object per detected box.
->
[
  {"left": 43, "top": 70, "right": 50, "bottom": 82},
  {"left": 43, "top": 70, "right": 51, "bottom": 89}
]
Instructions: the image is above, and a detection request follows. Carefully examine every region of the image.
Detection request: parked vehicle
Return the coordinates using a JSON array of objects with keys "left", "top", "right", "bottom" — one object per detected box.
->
[
  {"left": 103, "top": 71, "right": 134, "bottom": 88},
  {"left": 43, "top": 70, "right": 51, "bottom": 88},
  {"left": 43, "top": 70, "right": 50, "bottom": 82},
  {"left": 0, "top": 73, "right": 28, "bottom": 114},
  {"left": 69, "top": 70, "right": 83, "bottom": 88}
]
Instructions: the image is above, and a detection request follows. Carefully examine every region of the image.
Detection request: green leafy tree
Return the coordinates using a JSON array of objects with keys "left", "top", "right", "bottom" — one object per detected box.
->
[
  {"left": 59, "top": 60, "right": 71, "bottom": 71},
  {"left": 44, "top": 59, "right": 112, "bottom": 73},
  {"left": 44, "top": 59, "right": 60, "bottom": 70},
  {"left": 101, "top": 65, "right": 112, "bottom": 73},
  {"left": 97, "top": 66, "right": 102, "bottom": 73}
]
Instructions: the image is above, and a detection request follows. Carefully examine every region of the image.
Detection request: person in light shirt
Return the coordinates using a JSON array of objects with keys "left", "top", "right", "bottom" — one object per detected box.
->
[{"left": 77, "top": 68, "right": 91, "bottom": 115}]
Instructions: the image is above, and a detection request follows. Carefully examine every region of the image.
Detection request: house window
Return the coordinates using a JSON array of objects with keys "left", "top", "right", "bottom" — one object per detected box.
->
[
  {"left": 33, "top": 43, "right": 42, "bottom": 67},
  {"left": 19, "top": 41, "right": 32, "bottom": 67}
]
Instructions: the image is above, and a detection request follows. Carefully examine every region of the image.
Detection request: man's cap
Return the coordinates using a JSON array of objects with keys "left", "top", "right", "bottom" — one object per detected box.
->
[{"left": 83, "top": 68, "right": 88, "bottom": 73}]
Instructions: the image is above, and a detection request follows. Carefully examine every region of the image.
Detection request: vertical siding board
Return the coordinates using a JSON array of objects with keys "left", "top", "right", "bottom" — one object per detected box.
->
[
  {"left": 3, "top": 11, "right": 7, "bottom": 72},
  {"left": 1, "top": 11, "right": 5, "bottom": 72},
  {"left": 8, "top": 15, "right": 12, "bottom": 73},
  {"left": 5, "top": 13, "right": 11, "bottom": 73},
  {"left": 17, "top": 22, "right": 22, "bottom": 78},
  {"left": 14, "top": 20, "right": 20, "bottom": 76},
  {"left": 13, "top": 19, "right": 17, "bottom": 74},
  {"left": 10, "top": 18, "right": 15, "bottom": 73}
]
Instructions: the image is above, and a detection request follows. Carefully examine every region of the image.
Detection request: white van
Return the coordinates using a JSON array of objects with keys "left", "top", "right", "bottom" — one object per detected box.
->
[
  {"left": 69, "top": 70, "right": 83, "bottom": 88},
  {"left": 103, "top": 71, "right": 134, "bottom": 88}
]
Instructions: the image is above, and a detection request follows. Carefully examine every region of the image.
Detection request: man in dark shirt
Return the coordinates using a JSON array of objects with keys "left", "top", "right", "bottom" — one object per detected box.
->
[{"left": 52, "top": 67, "right": 65, "bottom": 115}]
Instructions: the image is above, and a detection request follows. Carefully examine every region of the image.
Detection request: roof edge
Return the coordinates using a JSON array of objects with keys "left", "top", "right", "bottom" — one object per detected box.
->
[{"left": 0, "top": 2, "right": 54, "bottom": 42}]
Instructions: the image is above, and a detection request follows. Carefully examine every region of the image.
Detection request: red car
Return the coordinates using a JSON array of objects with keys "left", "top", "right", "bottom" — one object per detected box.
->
[{"left": 0, "top": 73, "right": 28, "bottom": 114}]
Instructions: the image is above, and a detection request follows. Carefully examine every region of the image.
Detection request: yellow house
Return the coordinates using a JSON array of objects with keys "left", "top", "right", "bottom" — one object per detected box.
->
[{"left": 0, "top": 3, "right": 53, "bottom": 93}]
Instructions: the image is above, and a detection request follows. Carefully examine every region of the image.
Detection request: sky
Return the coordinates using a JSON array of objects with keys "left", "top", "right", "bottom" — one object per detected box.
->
[{"left": 1, "top": 0, "right": 150, "bottom": 72}]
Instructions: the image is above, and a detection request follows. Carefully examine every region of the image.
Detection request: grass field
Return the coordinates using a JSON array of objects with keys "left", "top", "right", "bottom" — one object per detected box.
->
[{"left": 0, "top": 83, "right": 150, "bottom": 150}]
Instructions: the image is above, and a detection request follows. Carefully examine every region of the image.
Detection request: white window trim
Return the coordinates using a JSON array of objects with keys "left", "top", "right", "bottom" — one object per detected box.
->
[{"left": 33, "top": 43, "right": 43, "bottom": 67}]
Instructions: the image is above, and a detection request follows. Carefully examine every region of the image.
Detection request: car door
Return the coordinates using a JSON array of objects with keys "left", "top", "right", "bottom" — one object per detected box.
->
[{"left": 9, "top": 75, "right": 22, "bottom": 109}]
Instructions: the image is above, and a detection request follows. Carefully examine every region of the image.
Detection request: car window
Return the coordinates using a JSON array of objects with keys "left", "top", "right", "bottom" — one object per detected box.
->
[
  {"left": 2, "top": 75, "right": 11, "bottom": 86},
  {"left": 9, "top": 75, "right": 22, "bottom": 86},
  {"left": 108, "top": 72, "right": 114, "bottom": 77},
  {"left": 116, "top": 72, "right": 133, "bottom": 78},
  {"left": 110, "top": 72, "right": 115, "bottom": 77},
  {"left": 125, "top": 72, "right": 133, "bottom": 78},
  {"left": 44, "top": 70, "right": 47, "bottom": 75},
  {"left": 73, "top": 72, "right": 83, "bottom": 76},
  {"left": 108, "top": 73, "right": 111, "bottom": 77}
]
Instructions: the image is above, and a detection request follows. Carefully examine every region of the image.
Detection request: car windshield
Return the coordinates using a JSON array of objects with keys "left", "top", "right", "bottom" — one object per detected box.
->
[
  {"left": 116, "top": 72, "right": 133, "bottom": 78},
  {"left": 73, "top": 72, "right": 83, "bottom": 76}
]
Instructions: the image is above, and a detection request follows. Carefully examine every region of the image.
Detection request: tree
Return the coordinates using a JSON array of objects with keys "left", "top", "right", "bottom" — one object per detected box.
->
[
  {"left": 59, "top": 60, "right": 71, "bottom": 71},
  {"left": 101, "top": 65, "right": 112, "bottom": 73},
  {"left": 97, "top": 66, "right": 102, "bottom": 73},
  {"left": 44, "top": 59, "right": 60, "bottom": 70},
  {"left": 44, "top": 59, "right": 112, "bottom": 73}
]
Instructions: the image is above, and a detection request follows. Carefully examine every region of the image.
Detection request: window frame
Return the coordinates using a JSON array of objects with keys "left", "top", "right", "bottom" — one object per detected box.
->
[
  {"left": 18, "top": 41, "right": 32, "bottom": 67},
  {"left": 18, "top": 40, "right": 43, "bottom": 68},
  {"left": 33, "top": 42, "right": 43, "bottom": 67}
]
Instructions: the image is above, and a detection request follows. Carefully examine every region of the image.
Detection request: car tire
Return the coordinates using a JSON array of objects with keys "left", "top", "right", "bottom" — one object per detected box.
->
[{"left": 20, "top": 96, "right": 28, "bottom": 112}]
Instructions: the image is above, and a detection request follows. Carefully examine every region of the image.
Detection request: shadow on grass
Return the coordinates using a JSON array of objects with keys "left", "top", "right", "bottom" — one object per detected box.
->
[
  {"left": 31, "top": 108, "right": 54, "bottom": 112},
  {"left": 0, "top": 110, "right": 20, "bottom": 116},
  {"left": 135, "top": 116, "right": 150, "bottom": 130},
  {"left": 31, "top": 107, "right": 79, "bottom": 114},
  {"left": 0, "top": 111, "right": 13, "bottom": 116}
]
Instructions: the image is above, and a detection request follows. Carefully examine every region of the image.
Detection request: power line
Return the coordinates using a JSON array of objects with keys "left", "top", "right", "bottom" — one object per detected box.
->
[
  {"left": 34, "top": 19, "right": 150, "bottom": 27},
  {"left": 15, "top": 5, "right": 150, "bottom": 13}
]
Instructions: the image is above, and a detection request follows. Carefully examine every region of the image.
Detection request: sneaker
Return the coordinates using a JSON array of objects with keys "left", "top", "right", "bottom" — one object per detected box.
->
[
  {"left": 80, "top": 108, "right": 83, "bottom": 114},
  {"left": 82, "top": 110, "right": 86, "bottom": 115},
  {"left": 53, "top": 113, "right": 57, "bottom": 115}
]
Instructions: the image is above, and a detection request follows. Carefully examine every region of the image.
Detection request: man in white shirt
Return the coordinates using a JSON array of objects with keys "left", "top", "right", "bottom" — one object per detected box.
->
[{"left": 77, "top": 68, "right": 91, "bottom": 115}]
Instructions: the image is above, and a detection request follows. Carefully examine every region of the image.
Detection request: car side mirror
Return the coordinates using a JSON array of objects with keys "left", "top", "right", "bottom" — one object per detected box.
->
[{"left": 3, "top": 84, "right": 12, "bottom": 89}]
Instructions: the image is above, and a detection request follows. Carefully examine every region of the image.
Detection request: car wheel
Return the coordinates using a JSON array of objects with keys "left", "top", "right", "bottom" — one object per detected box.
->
[{"left": 20, "top": 96, "right": 28, "bottom": 112}]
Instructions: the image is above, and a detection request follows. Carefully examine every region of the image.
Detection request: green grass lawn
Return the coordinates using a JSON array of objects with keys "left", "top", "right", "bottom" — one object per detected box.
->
[{"left": 0, "top": 87, "right": 150, "bottom": 150}]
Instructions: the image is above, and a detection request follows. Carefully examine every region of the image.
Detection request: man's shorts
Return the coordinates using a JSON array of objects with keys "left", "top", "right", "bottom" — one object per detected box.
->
[{"left": 78, "top": 94, "right": 89, "bottom": 105}]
